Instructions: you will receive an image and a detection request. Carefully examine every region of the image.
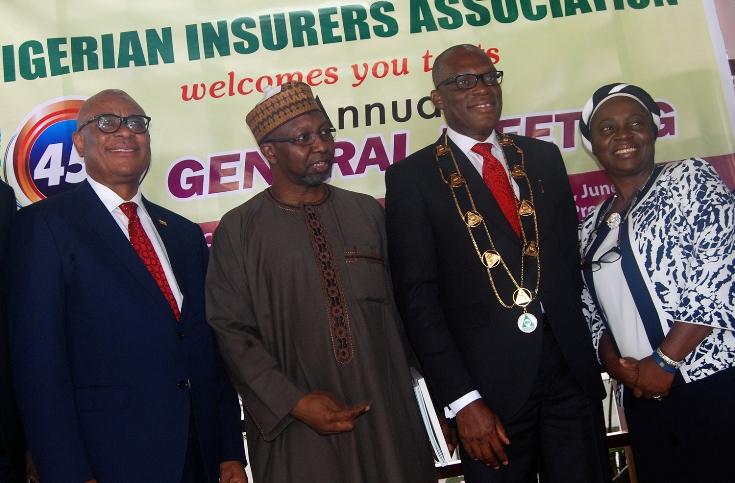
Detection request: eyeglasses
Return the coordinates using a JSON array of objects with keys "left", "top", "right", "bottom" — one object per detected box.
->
[
  {"left": 265, "top": 128, "right": 336, "bottom": 146},
  {"left": 436, "top": 71, "right": 504, "bottom": 90},
  {"left": 78, "top": 114, "right": 151, "bottom": 134},
  {"left": 581, "top": 244, "right": 622, "bottom": 272}
]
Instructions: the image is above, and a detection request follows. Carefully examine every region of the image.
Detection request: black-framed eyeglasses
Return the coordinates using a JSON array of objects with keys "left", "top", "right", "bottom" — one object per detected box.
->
[
  {"left": 436, "top": 71, "right": 504, "bottom": 90},
  {"left": 264, "top": 128, "right": 336, "bottom": 146},
  {"left": 78, "top": 114, "right": 151, "bottom": 134},
  {"left": 581, "top": 244, "right": 622, "bottom": 272}
]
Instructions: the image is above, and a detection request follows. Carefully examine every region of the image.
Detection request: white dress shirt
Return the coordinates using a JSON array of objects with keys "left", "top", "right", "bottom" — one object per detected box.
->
[
  {"left": 87, "top": 177, "right": 183, "bottom": 310},
  {"left": 446, "top": 127, "right": 520, "bottom": 198}
]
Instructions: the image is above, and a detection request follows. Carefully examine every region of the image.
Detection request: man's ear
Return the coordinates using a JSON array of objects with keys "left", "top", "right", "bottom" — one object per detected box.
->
[
  {"left": 72, "top": 131, "right": 84, "bottom": 158},
  {"left": 259, "top": 142, "right": 277, "bottom": 165},
  {"left": 430, "top": 90, "right": 444, "bottom": 111}
]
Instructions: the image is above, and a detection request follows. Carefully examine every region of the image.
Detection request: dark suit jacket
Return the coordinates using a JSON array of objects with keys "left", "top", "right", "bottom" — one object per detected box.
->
[
  {"left": 385, "top": 134, "right": 605, "bottom": 420},
  {"left": 6, "top": 180, "right": 244, "bottom": 483},
  {"left": 0, "top": 181, "right": 26, "bottom": 483}
]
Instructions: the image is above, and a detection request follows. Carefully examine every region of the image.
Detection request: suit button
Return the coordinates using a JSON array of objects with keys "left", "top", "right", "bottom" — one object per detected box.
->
[
  {"left": 178, "top": 331, "right": 185, "bottom": 340},
  {"left": 178, "top": 380, "right": 188, "bottom": 389}
]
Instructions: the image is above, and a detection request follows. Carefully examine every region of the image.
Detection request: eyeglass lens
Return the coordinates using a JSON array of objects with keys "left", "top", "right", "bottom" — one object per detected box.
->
[
  {"left": 97, "top": 115, "right": 149, "bottom": 134},
  {"left": 583, "top": 247, "right": 622, "bottom": 272},
  {"left": 455, "top": 72, "right": 502, "bottom": 89},
  {"left": 294, "top": 129, "right": 336, "bottom": 145}
]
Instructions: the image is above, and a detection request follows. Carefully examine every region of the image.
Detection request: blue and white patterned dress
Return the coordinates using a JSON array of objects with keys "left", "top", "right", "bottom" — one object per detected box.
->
[{"left": 579, "top": 158, "right": 735, "bottom": 405}]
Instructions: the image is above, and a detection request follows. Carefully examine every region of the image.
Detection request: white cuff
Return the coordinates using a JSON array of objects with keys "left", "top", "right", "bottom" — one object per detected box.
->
[{"left": 444, "top": 390, "right": 482, "bottom": 419}]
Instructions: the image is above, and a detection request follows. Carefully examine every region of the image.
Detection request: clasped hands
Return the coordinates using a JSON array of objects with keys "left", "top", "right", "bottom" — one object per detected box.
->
[
  {"left": 608, "top": 355, "right": 675, "bottom": 400},
  {"left": 290, "top": 392, "right": 371, "bottom": 436}
]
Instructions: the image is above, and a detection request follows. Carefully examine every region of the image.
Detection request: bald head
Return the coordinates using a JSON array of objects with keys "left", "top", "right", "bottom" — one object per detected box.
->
[{"left": 432, "top": 44, "right": 489, "bottom": 87}]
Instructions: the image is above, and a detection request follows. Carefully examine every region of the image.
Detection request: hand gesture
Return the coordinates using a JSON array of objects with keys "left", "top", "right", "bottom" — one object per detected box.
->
[{"left": 290, "top": 393, "right": 370, "bottom": 436}]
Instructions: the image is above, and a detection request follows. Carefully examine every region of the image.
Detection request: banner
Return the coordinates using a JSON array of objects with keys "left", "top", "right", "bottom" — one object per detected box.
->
[{"left": 2, "top": 0, "right": 734, "bottom": 239}]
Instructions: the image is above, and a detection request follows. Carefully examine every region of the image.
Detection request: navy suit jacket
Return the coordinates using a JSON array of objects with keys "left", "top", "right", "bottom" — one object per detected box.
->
[
  {"left": 386, "top": 134, "right": 605, "bottom": 420},
  {"left": 6, "top": 180, "right": 244, "bottom": 483},
  {"left": 0, "top": 181, "right": 26, "bottom": 482}
]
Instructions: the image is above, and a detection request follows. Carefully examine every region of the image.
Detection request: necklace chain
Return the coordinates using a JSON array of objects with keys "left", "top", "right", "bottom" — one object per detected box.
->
[{"left": 436, "top": 132, "right": 540, "bottom": 310}]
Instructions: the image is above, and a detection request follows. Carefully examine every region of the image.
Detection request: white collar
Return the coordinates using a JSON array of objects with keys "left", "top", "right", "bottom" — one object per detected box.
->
[
  {"left": 87, "top": 177, "right": 144, "bottom": 215},
  {"left": 445, "top": 127, "right": 499, "bottom": 157}
]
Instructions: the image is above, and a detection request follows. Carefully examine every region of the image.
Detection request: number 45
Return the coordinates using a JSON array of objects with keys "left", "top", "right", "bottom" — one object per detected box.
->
[{"left": 34, "top": 143, "right": 87, "bottom": 186}]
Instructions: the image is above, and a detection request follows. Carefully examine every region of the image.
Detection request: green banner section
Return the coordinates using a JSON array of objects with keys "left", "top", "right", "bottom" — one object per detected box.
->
[{"left": 1, "top": 0, "right": 733, "bottom": 223}]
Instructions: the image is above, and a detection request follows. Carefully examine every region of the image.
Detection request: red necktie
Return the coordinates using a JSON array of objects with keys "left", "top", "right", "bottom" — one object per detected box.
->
[
  {"left": 471, "top": 143, "right": 521, "bottom": 237},
  {"left": 119, "top": 202, "right": 181, "bottom": 321}
]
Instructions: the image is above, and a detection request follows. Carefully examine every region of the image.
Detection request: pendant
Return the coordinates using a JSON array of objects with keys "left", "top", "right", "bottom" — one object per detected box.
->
[
  {"left": 481, "top": 250, "right": 502, "bottom": 269},
  {"left": 448, "top": 173, "right": 466, "bottom": 188},
  {"left": 513, "top": 288, "right": 533, "bottom": 307},
  {"left": 517, "top": 312, "right": 538, "bottom": 333},
  {"left": 518, "top": 200, "right": 535, "bottom": 216},
  {"left": 524, "top": 241, "right": 538, "bottom": 258},
  {"left": 606, "top": 212, "right": 621, "bottom": 229},
  {"left": 464, "top": 210, "right": 483, "bottom": 228}
]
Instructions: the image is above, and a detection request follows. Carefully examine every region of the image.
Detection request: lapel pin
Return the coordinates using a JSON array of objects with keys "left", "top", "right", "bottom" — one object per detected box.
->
[{"left": 158, "top": 220, "right": 167, "bottom": 226}]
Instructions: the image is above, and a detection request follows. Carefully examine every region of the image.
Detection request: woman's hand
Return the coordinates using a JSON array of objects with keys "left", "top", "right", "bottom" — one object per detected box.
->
[
  {"left": 632, "top": 356, "right": 675, "bottom": 399},
  {"left": 610, "top": 357, "right": 640, "bottom": 391},
  {"left": 599, "top": 332, "right": 639, "bottom": 390}
]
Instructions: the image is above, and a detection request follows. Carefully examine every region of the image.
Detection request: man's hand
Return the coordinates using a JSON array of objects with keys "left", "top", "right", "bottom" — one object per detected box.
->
[
  {"left": 220, "top": 460, "right": 248, "bottom": 483},
  {"left": 289, "top": 393, "right": 370, "bottom": 436},
  {"left": 438, "top": 415, "right": 458, "bottom": 455},
  {"left": 632, "top": 356, "right": 675, "bottom": 399},
  {"left": 26, "top": 447, "right": 40, "bottom": 483},
  {"left": 455, "top": 399, "right": 509, "bottom": 468}
]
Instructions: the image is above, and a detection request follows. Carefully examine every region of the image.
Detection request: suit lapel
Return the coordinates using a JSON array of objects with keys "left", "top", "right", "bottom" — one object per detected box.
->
[
  {"left": 439, "top": 137, "right": 520, "bottom": 244},
  {"left": 77, "top": 182, "right": 178, "bottom": 319}
]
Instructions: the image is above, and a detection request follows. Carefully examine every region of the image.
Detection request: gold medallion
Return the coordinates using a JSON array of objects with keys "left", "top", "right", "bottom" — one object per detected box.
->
[
  {"left": 513, "top": 288, "right": 533, "bottom": 307},
  {"left": 511, "top": 165, "right": 526, "bottom": 178},
  {"left": 498, "top": 134, "right": 513, "bottom": 146},
  {"left": 435, "top": 145, "right": 451, "bottom": 156},
  {"left": 448, "top": 173, "right": 466, "bottom": 188},
  {"left": 518, "top": 200, "right": 535, "bottom": 216},
  {"left": 464, "top": 210, "right": 483, "bottom": 227},
  {"left": 481, "top": 250, "right": 501, "bottom": 269},
  {"left": 524, "top": 241, "right": 538, "bottom": 258}
]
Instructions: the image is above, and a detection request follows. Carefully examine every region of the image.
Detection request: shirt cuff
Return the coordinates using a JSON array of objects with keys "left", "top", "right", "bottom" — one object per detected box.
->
[{"left": 444, "top": 390, "right": 482, "bottom": 419}]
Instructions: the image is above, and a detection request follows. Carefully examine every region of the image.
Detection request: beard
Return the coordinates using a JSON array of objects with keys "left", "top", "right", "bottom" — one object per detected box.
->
[{"left": 301, "top": 161, "right": 333, "bottom": 186}]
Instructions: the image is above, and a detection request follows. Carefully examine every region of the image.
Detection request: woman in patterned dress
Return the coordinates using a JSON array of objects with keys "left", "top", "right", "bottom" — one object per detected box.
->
[{"left": 577, "top": 83, "right": 735, "bottom": 483}]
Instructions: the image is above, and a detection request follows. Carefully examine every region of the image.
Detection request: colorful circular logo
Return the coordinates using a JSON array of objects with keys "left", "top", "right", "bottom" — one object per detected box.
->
[{"left": 5, "top": 96, "right": 88, "bottom": 205}]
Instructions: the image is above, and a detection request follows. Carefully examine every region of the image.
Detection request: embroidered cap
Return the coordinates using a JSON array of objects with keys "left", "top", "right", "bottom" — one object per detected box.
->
[
  {"left": 245, "top": 81, "right": 322, "bottom": 144},
  {"left": 579, "top": 83, "right": 661, "bottom": 152}
]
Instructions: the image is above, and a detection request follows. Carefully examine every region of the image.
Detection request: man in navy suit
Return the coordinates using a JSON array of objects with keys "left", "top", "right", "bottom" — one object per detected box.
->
[
  {"left": 0, "top": 180, "right": 28, "bottom": 483},
  {"left": 6, "top": 90, "right": 247, "bottom": 483}
]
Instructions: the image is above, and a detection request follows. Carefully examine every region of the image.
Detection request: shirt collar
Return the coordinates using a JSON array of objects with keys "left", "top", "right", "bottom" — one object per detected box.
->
[
  {"left": 446, "top": 127, "right": 499, "bottom": 158},
  {"left": 87, "top": 177, "right": 144, "bottom": 215}
]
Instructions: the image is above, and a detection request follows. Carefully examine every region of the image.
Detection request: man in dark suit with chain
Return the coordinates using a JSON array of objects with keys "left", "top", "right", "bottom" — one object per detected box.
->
[{"left": 385, "top": 44, "right": 611, "bottom": 482}]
